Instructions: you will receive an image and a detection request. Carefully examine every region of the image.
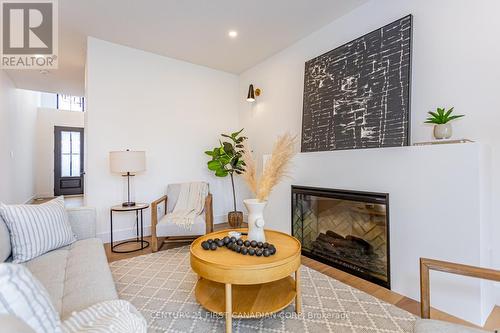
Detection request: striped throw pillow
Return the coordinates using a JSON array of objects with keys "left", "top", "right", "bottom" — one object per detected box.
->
[
  {"left": 62, "top": 300, "right": 146, "bottom": 333},
  {"left": 0, "top": 197, "right": 76, "bottom": 263},
  {"left": 0, "top": 263, "right": 62, "bottom": 333}
]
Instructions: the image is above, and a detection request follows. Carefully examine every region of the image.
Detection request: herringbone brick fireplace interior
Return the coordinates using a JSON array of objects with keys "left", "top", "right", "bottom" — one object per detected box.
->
[{"left": 292, "top": 186, "right": 390, "bottom": 288}]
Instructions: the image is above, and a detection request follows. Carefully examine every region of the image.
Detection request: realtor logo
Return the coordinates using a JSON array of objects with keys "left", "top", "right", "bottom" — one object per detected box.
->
[{"left": 1, "top": 0, "right": 58, "bottom": 69}]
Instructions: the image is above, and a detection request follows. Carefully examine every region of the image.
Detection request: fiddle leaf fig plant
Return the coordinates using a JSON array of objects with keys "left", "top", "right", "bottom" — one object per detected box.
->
[
  {"left": 205, "top": 129, "right": 247, "bottom": 211},
  {"left": 425, "top": 107, "right": 464, "bottom": 124}
]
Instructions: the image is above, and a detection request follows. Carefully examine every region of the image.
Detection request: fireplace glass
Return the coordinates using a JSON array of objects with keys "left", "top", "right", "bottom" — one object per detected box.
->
[{"left": 292, "top": 186, "right": 390, "bottom": 288}]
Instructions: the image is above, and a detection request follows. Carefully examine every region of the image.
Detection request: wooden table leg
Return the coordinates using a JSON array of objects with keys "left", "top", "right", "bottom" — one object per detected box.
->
[
  {"left": 295, "top": 268, "right": 302, "bottom": 314},
  {"left": 225, "top": 283, "right": 232, "bottom": 333}
]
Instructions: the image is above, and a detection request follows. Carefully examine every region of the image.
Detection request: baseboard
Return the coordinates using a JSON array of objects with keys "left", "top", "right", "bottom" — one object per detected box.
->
[
  {"left": 98, "top": 225, "right": 152, "bottom": 243},
  {"left": 34, "top": 192, "right": 52, "bottom": 199},
  {"left": 24, "top": 194, "right": 37, "bottom": 204},
  {"left": 214, "top": 214, "right": 227, "bottom": 224},
  {"left": 214, "top": 213, "right": 248, "bottom": 224},
  {"left": 97, "top": 214, "right": 246, "bottom": 243}
]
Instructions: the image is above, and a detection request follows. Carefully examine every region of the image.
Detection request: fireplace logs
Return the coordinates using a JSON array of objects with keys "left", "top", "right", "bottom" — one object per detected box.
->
[
  {"left": 316, "top": 232, "right": 373, "bottom": 254},
  {"left": 311, "top": 231, "right": 385, "bottom": 276}
]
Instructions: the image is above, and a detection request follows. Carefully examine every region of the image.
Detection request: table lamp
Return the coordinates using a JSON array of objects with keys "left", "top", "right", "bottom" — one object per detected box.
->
[{"left": 109, "top": 150, "right": 146, "bottom": 207}]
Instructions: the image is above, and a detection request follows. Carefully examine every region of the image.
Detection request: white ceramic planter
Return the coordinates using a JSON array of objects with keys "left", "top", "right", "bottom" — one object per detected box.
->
[
  {"left": 244, "top": 199, "right": 267, "bottom": 243},
  {"left": 434, "top": 123, "right": 452, "bottom": 140}
]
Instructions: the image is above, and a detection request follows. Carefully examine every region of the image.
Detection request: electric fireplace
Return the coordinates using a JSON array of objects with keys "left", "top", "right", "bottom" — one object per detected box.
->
[{"left": 292, "top": 186, "right": 390, "bottom": 288}]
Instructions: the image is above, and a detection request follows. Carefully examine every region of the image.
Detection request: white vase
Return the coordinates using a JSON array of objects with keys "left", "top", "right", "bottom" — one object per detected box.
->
[
  {"left": 434, "top": 123, "right": 452, "bottom": 140},
  {"left": 244, "top": 199, "right": 267, "bottom": 243}
]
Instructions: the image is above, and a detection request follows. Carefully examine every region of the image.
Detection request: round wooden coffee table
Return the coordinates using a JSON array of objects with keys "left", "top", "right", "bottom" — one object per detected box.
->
[{"left": 190, "top": 228, "right": 301, "bottom": 333}]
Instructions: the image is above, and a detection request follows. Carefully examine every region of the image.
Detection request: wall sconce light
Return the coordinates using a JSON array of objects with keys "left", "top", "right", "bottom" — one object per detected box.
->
[{"left": 247, "top": 84, "right": 261, "bottom": 102}]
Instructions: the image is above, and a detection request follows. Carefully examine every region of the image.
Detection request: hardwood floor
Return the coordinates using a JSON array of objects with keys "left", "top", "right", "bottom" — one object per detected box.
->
[{"left": 104, "top": 223, "right": 498, "bottom": 330}]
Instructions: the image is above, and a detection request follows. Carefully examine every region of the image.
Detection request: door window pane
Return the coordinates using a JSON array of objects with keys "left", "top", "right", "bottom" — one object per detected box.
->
[
  {"left": 71, "top": 154, "right": 80, "bottom": 177},
  {"left": 60, "top": 131, "right": 81, "bottom": 177},
  {"left": 61, "top": 131, "right": 71, "bottom": 154},
  {"left": 71, "top": 132, "right": 80, "bottom": 154},
  {"left": 61, "top": 155, "right": 71, "bottom": 177}
]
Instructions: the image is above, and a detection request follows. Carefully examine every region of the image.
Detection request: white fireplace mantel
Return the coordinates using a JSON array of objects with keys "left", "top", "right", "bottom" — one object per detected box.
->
[{"left": 264, "top": 142, "right": 493, "bottom": 325}]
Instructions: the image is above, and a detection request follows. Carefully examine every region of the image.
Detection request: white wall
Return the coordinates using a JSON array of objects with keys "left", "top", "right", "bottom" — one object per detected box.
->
[
  {"left": 0, "top": 70, "right": 40, "bottom": 204},
  {"left": 239, "top": 0, "right": 500, "bottom": 158},
  {"left": 40, "top": 92, "right": 58, "bottom": 109},
  {"left": 264, "top": 143, "right": 492, "bottom": 325},
  {"left": 237, "top": 0, "right": 500, "bottom": 319},
  {"left": 35, "top": 108, "right": 85, "bottom": 197},
  {"left": 85, "top": 38, "right": 240, "bottom": 241}
]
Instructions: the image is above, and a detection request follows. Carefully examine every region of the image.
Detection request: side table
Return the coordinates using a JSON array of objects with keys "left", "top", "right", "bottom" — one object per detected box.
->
[{"left": 110, "top": 203, "right": 150, "bottom": 253}]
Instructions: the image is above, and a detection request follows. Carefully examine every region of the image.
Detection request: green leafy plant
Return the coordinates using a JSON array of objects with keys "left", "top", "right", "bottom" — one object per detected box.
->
[
  {"left": 205, "top": 129, "right": 247, "bottom": 212},
  {"left": 425, "top": 107, "right": 464, "bottom": 124}
]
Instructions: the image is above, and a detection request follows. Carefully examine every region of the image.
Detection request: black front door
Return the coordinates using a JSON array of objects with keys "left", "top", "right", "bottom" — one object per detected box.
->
[{"left": 54, "top": 126, "right": 84, "bottom": 196}]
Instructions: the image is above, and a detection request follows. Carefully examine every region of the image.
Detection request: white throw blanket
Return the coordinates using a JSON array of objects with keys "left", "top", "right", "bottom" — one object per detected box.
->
[{"left": 169, "top": 182, "right": 208, "bottom": 230}]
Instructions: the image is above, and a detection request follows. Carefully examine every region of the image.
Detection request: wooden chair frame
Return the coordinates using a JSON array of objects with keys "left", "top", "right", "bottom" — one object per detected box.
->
[
  {"left": 151, "top": 193, "right": 213, "bottom": 252},
  {"left": 420, "top": 257, "right": 500, "bottom": 319}
]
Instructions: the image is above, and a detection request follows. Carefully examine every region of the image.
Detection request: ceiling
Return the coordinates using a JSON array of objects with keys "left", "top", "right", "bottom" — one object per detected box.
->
[{"left": 6, "top": 0, "right": 368, "bottom": 96}]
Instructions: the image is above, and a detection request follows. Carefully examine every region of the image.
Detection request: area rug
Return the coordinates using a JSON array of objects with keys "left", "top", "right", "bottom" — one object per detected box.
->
[{"left": 110, "top": 246, "right": 416, "bottom": 333}]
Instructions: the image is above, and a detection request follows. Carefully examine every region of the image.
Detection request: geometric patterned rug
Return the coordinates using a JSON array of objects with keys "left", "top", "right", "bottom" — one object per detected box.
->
[{"left": 110, "top": 246, "right": 416, "bottom": 333}]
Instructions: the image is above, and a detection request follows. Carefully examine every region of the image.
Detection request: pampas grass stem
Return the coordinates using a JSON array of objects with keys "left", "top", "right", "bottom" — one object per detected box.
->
[{"left": 242, "top": 133, "right": 297, "bottom": 201}]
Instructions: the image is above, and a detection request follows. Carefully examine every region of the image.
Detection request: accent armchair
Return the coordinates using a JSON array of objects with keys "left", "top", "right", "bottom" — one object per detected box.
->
[
  {"left": 151, "top": 183, "right": 213, "bottom": 252},
  {"left": 414, "top": 258, "right": 498, "bottom": 333}
]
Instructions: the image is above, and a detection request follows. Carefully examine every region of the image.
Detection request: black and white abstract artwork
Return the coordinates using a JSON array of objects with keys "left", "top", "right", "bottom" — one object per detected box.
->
[{"left": 301, "top": 15, "right": 412, "bottom": 152}]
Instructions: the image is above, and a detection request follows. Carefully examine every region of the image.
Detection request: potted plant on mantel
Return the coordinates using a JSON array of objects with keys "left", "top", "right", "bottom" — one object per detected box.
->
[
  {"left": 425, "top": 107, "right": 464, "bottom": 140},
  {"left": 205, "top": 129, "right": 246, "bottom": 228}
]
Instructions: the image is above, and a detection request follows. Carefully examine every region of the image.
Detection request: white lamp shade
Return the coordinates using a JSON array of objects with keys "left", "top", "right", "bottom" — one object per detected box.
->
[{"left": 109, "top": 150, "right": 146, "bottom": 174}]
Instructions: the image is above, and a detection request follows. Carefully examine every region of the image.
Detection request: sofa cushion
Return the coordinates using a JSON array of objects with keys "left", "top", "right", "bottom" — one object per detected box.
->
[
  {"left": 0, "top": 197, "right": 76, "bottom": 263},
  {"left": 0, "top": 314, "right": 36, "bottom": 333},
  {"left": 61, "top": 300, "right": 146, "bottom": 333},
  {"left": 0, "top": 263, "right": 61, "bottom": 333},
  {"left": 66, "top": 207, "right": 96, "bottom": 240},
  {"left": 26, "top": 238, "right": 118, "bottom": 320},
  {"left": 23, "top": 247, "right": 68, "bottom": 314},
  {"left": 0, "top": 216, "right": 11, "bottom": 262},
  {"left": 414, "top": 319, "right": 489, "bottom": 333}
]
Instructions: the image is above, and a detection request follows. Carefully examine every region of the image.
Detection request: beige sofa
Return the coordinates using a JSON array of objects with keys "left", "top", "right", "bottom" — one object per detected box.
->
[
  {"left": 414, "top": 319, "right": 490, "bottom": 332},
  {"left": 0, "top": 207, "right": 119, "bottom": 331}
]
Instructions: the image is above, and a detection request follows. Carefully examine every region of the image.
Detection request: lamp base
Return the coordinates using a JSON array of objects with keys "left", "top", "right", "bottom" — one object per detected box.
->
[{"left": 122, "top": 201, "right": 136, "bottom": 207}]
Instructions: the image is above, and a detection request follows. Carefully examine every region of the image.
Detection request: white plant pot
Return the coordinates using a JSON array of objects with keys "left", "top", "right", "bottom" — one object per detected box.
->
[
  {"left": 434, "top": 123, "right": 452, "bottom": 140},
  {"left": 244, "top": 199, "right": 267, "bottom": 243}
]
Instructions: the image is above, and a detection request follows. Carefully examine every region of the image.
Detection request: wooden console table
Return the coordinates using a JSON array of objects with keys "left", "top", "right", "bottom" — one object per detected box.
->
[{"left": 190, "top": 228, "right": 301, "bottom": 333}]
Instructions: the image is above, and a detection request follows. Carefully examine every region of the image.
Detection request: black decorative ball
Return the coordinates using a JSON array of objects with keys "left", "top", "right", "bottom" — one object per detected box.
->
[
  {"left": 217, "top": 240, "right": 224, "bottom": 247},
  {"left": 263, "top": 249, "right": 270, "bottom": 257},
  {"left": 241, "top": 247, "right": 248, "bottom": 255},
  {"left": 237, "top": 239, "right": 243, "bottom": 246},
  {"left": 250, "top": 240, "right": 257, "bottom": 248},
  {"left": 269, "top": 247, "right": 276, "bottom": 255},
  {"left": 223, "top": 236, "right": 230, "bottom": 245},
  {"left": 244, "top": 240, "right": 251, "bottom": 247},
  {"left": 230, "top": 237, "right": 237, "bottom": 243},
  {"left": 209, "top": 242, "right": 217, "bottom": 250},
  {"left": 263, "top": 242, "right": 269, "bottom": 248},
  {"left": 235, "top": 245, "right": 241, "bottom": 253},
  {"left": 207, "top": 239, "right": 213, "bottom": 244},
  {"left": 257, "top": 242, "right": 263, "bottom": 248},
  {"left": 248, "top": 248, "right": 255, "bottom": 256},
  {"left": 201, "top": 241, "right": 210, "bottom": 250},
  {"left": 214, "top": 238, "right": 220, "bottom": 243},
  {"left": 255, "top": 249, "right": 263, "bottom": 256}
]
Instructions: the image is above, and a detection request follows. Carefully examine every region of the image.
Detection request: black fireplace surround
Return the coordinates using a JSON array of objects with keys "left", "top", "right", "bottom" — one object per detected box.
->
[{"left": 291, "top": 186, "right": 390, "bottom": 288}]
